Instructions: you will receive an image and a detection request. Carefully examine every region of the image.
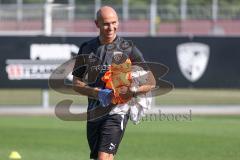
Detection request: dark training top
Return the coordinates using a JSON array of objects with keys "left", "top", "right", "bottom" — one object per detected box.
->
[{"left": 72, "top": 36, "right": 146, "bottom": 110}]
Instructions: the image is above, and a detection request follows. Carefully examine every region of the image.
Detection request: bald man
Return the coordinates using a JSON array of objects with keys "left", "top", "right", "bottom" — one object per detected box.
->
[{"left": 72, "top": 6, "right": 155, "bottom": 160}]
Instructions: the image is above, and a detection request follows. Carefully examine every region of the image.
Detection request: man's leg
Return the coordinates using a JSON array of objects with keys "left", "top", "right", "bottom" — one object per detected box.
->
[
  {"left": 87, "top": 119, "right": 102, "bottom": 160},
  {"left": 98, "top": 114, "right": 129, "bottom": 160},
  {"left": 98, "top": 151, "right": 114, "bottom": 160}
]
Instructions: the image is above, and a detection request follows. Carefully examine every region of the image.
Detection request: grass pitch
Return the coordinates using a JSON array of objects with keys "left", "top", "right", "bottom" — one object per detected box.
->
[
  {"left": 0, "top": 89, "right": 240, "bottom": 106},
  {"left": 1, "top": 116, "right": 240, "bottom": 160}
]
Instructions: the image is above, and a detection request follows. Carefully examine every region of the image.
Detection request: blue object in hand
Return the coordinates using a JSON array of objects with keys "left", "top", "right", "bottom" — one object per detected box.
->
[{"left": 98, "top": 89, "right": 113, "bottom": 107}]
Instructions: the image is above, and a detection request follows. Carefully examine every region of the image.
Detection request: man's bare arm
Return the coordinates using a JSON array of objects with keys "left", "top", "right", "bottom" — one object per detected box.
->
[
  {"left": 135, "top": 71, "right": 156, "bottom": 95},
  {"left": 119, "top": 71, "right": 156, "bottom": 99},
  {"left": 73, "top": 76, "right": 100, "bottom": 99}
]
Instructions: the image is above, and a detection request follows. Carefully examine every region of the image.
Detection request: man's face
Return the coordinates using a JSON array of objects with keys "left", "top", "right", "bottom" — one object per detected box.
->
[{"left": 96, "top": 13, "right": 119, "bottom": 40}]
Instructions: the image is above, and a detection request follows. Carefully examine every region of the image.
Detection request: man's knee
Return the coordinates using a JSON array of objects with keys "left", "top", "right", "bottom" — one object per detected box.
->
[{"left": 98, "top": 151, "right": 114, "bottom": 160}]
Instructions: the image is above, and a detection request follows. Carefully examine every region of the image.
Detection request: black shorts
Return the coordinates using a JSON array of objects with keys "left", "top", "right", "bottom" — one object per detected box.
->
[{"left": 87, "top": 113, "right": 129, "bottom": 159}]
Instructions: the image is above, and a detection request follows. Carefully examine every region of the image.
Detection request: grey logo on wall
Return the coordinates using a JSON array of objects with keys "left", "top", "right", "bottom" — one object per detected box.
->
[{"left": 176, "top": 42, "right": 210, "bottom": 82}]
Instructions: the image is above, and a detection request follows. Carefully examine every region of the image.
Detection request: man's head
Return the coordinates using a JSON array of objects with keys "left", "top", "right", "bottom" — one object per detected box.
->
[{"left": 95, "top": 6, "right": 119, "bottom": 44}]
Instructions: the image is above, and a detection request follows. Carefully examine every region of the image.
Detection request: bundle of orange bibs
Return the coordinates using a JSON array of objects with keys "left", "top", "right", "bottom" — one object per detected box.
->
[{"left": 101, "top": 58, "right": 132, "bottom": 104}]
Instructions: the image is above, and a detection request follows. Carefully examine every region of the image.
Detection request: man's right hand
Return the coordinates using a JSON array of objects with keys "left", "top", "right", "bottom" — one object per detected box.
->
[{"left": 98, "top": 89, "right": 113, "bottom": 107}]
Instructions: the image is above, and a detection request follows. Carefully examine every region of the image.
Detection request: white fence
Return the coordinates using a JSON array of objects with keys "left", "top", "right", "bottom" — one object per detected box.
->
[{"left": 0, "top": 0, "right": 240, "bottom": 36}]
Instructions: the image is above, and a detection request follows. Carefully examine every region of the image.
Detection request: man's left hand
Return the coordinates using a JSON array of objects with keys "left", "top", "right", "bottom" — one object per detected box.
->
[{"left": 118, "top": 86, "right": 134, "bottom": 100}]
